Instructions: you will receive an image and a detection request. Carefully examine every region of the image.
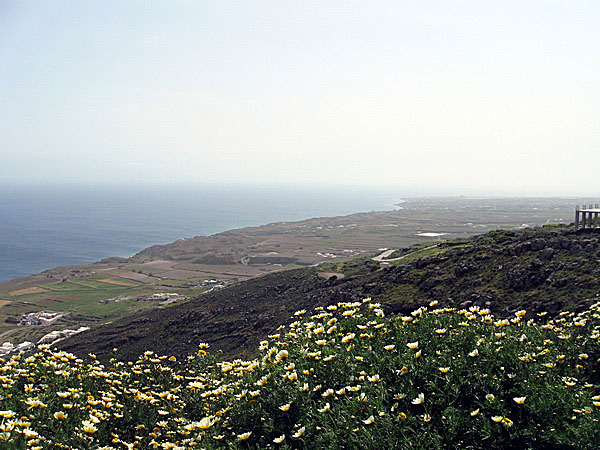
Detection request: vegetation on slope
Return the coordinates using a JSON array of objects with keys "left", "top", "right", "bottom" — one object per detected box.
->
[
  {"left": 59, "top": 225, "right": 600, "bottom": 362},
  {"left": 1, "top": 299, "right": 598, "bottom": 448}
]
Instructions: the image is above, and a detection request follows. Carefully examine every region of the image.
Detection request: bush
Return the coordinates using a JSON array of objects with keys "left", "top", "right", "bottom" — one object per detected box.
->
[{"left": 0, "top": 299, "right": 598, "bottom": 448}]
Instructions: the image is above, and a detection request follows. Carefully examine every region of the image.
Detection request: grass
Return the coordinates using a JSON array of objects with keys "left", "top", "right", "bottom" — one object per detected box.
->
[
  {"left": 386, "top": 243, "right": 471, "bottom": 265},
  {"left": 0, "top": 299, "right": 597, "bottom": 449},
  {"left": 378, "top": 283, "right": 425, "bottom": 303},
  {"left": 385, "top": 241, "right": 447, "bottom": 258},
  {"left": 323, "top": 257, "right": 378, "bottom": 277},
  {"left": 39, "top": 282, "right": 93, "bottom": 292}
]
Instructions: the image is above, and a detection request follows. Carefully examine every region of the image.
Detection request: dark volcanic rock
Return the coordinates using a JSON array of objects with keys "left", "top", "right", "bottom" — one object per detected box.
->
[{"left": 530, "top": 238, "right": 547, "bottom": 251}]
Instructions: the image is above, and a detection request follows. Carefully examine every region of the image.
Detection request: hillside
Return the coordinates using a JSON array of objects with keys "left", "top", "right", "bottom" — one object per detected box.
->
[
  {"left": 58, "top": 225, "right": 600, "bottom": 361},
  {"left": 3, "top": 196, "right": 576, "bottom": 346}
]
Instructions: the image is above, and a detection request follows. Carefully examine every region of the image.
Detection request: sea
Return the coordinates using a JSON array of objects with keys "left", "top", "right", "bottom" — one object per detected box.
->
[{"left": 0, "top": 184, "right": 404, "bottom": 282}]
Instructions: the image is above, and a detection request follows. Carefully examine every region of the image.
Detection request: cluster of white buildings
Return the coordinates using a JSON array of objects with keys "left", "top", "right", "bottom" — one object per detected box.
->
[
  {"left": 0, "top": 326, "right": 90, "bottom": 357},
  {"left": 19, "top": 311, "right": 64, "bottom": 326},
  {"left": 0, "top": 341, "right": 33, "bottom": 357}
]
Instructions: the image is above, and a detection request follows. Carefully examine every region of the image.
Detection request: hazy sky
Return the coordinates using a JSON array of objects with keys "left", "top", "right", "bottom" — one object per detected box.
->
[{"left": 1, "top": 1, "right": 598, "bottom": 195}]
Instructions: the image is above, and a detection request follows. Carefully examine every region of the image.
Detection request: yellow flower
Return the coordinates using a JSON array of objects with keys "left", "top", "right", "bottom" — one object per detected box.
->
[
  {"left": 412, "top": 393, "right": 425, "bottom": 405},
  {"left": 0, "top": 411, "right": 15, "bottom": 419},
  {"left": 273, "top": 434, "right": 285, "bottom": 444},
  {"left": 292, "top": 426, "right": 305, "bottom": 438},
  {"left": 503, "top": 417, "right": 513, "bottom": 427},
  {"left": 363, "top": 415, "right": 375, "bottom": 425},
  {"left": 470, "top": 408, "right": 480, "bottom": 417},
  {"left": 384, "top": 345, "right": 395, "bottom": 351},
  {"left": 438, "top": 367, "right": 450, "bottom": 373},
  {"left": 82, "top": 420, "right": 97, "bottom": 434},
  {"left": 579, "top": 354, "right": 589, "bottom": 360},
  {"left": 198, "top": 416, "right": 216, "bottom": 429},
  {"left": 341, "top": 334, "right": 355, "bottom": 344},
  {"left": 422, "top": 414, "right": 431, "bottom": 422},
  {"left": 275, "top": 350, "right": 289, "bottom": 362},
  {"left": 513, "top": 396, "right": 526, "bottom": 405},
  {"left": 53, "top": 411, "right": 67, "bottom": 420},
  {"left": 238, "top": 431, "right": 252, "bottom": 441},
  {"left": 407, "top": 341, "right": 419, "bottom": 350},
  {"left": 318, "top": 403, "right": 331, "bottom": 413},
  {"left": 435, "top": 328, "right": 447, "bottom": 335},
  {"left": 491, "top": 416, "right": 503, "bottom": 423},
  {"left": 368, "top": 374, "right": 381, "bottom": 383},
  {"left": 468, "top": 349, "right": 479, "bottom": 357},
  {"left": 415, "top": 350, "right": 422, "bottom": 358},
  {"left": 399, "top": 412, "right": 407, "bottom": 420},
  {"left": 279, "top": 403, "right": 291, "bottom": 412},
  {"left": 486, "top": 394, "right": 495, "bottom": 402}
]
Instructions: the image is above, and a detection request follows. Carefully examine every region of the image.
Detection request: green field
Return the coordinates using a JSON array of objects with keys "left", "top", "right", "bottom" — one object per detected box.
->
[{"left": 0, "top": 275, "right": 207, "bottom": 344}]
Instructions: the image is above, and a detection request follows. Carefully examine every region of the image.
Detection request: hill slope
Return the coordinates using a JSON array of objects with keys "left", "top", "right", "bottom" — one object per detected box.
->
[{"left": 58, "top": 225, "right": 600, "bottom": 361}]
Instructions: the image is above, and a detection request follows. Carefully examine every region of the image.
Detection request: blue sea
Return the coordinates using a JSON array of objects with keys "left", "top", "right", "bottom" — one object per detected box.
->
[{"left": 0, "top": 184, "right": 403, "bottom": 282}]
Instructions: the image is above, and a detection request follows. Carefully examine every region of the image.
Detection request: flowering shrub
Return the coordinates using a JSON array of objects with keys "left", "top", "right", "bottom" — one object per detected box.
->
[{"left": 0, "top": 299, "right": 598, "bottom": 448}]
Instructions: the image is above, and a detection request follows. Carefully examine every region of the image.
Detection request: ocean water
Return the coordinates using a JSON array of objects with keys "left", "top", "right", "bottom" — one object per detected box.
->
[{"left": 0, "top": 184, "right": 401, "bottom": 282}]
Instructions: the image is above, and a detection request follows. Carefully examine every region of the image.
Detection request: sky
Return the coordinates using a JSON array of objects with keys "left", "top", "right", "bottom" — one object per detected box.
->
[{"left": 0, "top": 1, "right": 598, "bottom": 195}]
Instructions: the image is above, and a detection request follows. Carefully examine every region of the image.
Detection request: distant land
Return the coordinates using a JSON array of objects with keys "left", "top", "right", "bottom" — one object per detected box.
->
[
  {"left": 0, "top": 183, "right": 402, "bottom": 282},
  {"left": 0, "top": 197, "right": 584, "bottom": 346}
]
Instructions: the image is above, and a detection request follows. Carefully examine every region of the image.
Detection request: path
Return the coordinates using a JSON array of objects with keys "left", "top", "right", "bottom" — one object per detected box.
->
[
  {"left": 371, "top": 249, "right": 396, "bottom": 261},
  {"left": 372, "top": 244, "right": 440, "bottom": 263}
]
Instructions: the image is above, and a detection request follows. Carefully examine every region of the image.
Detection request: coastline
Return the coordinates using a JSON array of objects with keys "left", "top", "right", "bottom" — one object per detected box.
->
[{"left": 0, "top": 184, "right": 401, "bottom": 282}]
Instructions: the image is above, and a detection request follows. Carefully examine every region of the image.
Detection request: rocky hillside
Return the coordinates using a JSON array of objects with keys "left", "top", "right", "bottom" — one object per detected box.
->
[{"left": 58, "top": 225, "right": 600, "bottom": 361}]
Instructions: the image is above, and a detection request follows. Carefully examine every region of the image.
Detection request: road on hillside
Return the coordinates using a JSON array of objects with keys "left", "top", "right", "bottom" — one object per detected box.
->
[{"left": 372, "top": 244, "right": 439, "bottom": 263}]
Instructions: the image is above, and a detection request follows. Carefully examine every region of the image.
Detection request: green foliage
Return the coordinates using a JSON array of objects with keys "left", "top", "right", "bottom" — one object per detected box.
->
[{"left": 0, "top": 300, "right": 598, "bottom": 448}]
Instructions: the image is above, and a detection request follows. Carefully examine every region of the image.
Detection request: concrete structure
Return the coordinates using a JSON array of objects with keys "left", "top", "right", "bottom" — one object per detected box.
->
[{"left": 575, "top": 204, "right": 600, "bottom": 230}]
